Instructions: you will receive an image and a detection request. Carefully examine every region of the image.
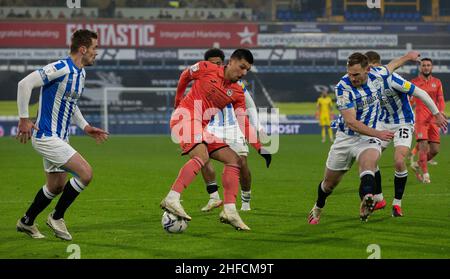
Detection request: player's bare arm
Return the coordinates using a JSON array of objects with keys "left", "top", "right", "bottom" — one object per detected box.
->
[
  {"left": 385, "top": 51, "right": 421, "bottom": 73},
  {"left": 341, "top": 108, "right": 394, "bottom": 141}
]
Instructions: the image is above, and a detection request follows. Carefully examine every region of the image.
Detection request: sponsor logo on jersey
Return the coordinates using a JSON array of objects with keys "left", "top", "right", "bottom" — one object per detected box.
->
[{"left": 402, "top": 81, "right": 412, "bottom": 91}]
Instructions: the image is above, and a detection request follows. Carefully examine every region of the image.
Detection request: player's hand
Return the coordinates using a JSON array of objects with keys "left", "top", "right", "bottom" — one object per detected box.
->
[
  {"left": 258, "top": 147, "right": 272, "bottom": 168},
  {"left": 375, "top": 130, "right": 395, "bottom": 141},
  {"left": 84, "top": 125, "right": 109, "bottom": 144},
  {"left": 434, "top": 112, "right": 448, "bottom": 131},
  {"left": 406, "top": 51, "right": 421, "bottom": 62},
  {"left": 16, "top": 118, "right": 38, "bottom": 144}
]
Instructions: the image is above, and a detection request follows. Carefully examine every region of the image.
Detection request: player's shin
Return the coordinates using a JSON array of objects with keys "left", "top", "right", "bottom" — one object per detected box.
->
[
  {"left": 316, "top": 181, "right": 332, "bottom": 208},
  {"left": 53, "top": 178, "right": 85, "bottom": 220},
  {"left": 171, "top": 156, "right": 204, "bottom": 194},
  {"left": 394, "top": 170, "right": 408, "bottom": 204},
  {"left": 374, "top": 167, "right": 383, "bottom": 202},
  {"left": 359, "top": 170, "right": 376, "bottom": 199},
  {"left": 21, "top": 185, "right": 56, "bottom": 225},
  {"left": 206, "top": 182, "right": 220, "bottom": 199},
  {"left": 418, "top": 149, "right": 429, "bottom": 174},
  {"left": 222, "top": 164, "right": 240, "bottom": 205}
]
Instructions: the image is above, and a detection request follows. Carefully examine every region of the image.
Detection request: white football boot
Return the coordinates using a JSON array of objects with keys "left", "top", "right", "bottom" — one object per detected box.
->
[
  {"left": 160, "top": 197, "right": 192, "bottom": 221},
  {"left": 201, "top": 198, "right": 223, "bottom": 212},
  {"left": 16, "top": 219, "right": 45, "bottom": 239},
  {"left": 219, "top": 208, "right": 250, "bottom": 231},
  {"left": 46, "top": 212, "right": 72, "bottom": 241}
]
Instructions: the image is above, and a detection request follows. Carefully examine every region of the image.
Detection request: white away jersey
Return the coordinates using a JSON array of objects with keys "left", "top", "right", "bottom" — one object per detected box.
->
[
  {"left": 34, "top": 57, "right": 86, "bottom": 140},
  {"left": 335, "top": 66, "right": 390, "bottom": 136},
  {"left": 372, "top": 67, "right": 415, "bottom": 125}
]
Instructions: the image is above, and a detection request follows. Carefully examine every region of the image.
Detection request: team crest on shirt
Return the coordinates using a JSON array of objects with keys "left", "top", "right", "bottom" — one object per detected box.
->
[
  {"left": 372, "top": 79, "right": 381, "bottom": 90},
  {"left": 226, "top": 89, "right": 233, "bottom": 96},
  {"left": 432, "top": 83, "right": 436, "bottom": 88}
]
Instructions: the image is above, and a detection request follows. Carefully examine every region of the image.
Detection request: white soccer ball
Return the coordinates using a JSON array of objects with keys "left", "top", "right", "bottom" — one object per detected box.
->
[{"left": 161, "top": 211, "right": 188, "bottom": 233}]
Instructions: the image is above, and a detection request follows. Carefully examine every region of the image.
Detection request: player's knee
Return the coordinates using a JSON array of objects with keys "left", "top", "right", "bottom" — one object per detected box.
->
[
  {"left": 394, "top": 160, "right": 406, "bottom": 172},
  {"left": 79, "top": 165, "right": 93, "bottom": 186},
  {"left": 47, "top": 183, "right": 65, "bottom": 195}
]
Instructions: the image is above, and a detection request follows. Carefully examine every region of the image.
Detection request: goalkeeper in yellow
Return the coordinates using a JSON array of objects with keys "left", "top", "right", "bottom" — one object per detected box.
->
[{"left": 316, "top": 91, "right": 334, "bottom": 143}]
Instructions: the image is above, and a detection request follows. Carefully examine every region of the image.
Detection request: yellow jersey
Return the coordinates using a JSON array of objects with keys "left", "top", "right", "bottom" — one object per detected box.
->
[{"left": 317, "top": 96, "right": 333, "bottom": 116}]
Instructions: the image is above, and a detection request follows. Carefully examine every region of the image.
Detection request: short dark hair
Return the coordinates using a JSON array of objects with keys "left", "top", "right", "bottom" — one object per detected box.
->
[
  {"left": 365, "top": 51, "right": 381, "bottom": 64},
  {"left": 204, "top": 48, "right": 225, "bottom": 62},
  {"left": 230, "top": 48, "right": 253, "bottom": 64},
  {"left": 347, "top": 52, "right": 369, "bottom": 68},
  {"left": 421, "top": 57, "right": 433, "bottom": 64},
  {"left": 70, "top": 29, "right": 98, "bottom": 54}
]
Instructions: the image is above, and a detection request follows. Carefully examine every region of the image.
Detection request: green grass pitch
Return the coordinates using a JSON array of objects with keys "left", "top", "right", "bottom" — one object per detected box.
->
[{"left": 0, "top": 135, "right": 449, "bottom": 259}]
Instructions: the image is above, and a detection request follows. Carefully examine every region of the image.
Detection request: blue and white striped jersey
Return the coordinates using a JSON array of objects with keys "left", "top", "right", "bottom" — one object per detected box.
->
[
  {"left": 372, "top": 67, "right": 415, "bottom": 125},
  {"left": 33, "top": 57, "right": 86, "bottom": 140},
  {"left": 335, "top": 66, "right": 390, "bottom": 136},
  {"left": 208, "top": 80, "right": 256, "bottom": 129}
]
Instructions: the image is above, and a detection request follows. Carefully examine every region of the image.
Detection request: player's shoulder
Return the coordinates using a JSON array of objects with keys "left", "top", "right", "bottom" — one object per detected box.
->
[
  {"left": 336, "top": 74, "right": 353, "bottom": 91},
  {"left": 42, "top": 59, "right": 70, "bottom": 72},
  {"left": 410, "top": 76, "right": 421, "bottom": 83},
  {"left": 369, "top": 66, "right": 388, "bottom": 77},
  {"left": 38, "top": 58, "right": 70, "bottom": 81},
  {"left": 432, "top": 76, "right": 443, "bottom": 84}
]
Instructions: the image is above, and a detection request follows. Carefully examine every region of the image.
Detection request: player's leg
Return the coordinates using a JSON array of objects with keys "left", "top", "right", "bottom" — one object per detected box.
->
[
  {"left": 17, "top": 169, "right": 67, "bottom": 239},
  {"left": 321, "top": 125, "right": 326, "bottom": 143},
  {"left": 428, "top": 142, "right": 440, "bottom": 161},
  {"left": 45, "top": 152, "right": 93, "bottom": 241},
  {"left": 373, "top": 165, "right": 386, "bottom": 210},
  {"left": 200, "top": 161, "right": 223, "bottom": 212},
  {"left": 161, "top": 143, "right": 208, "bottom": 220},
  {"left": 417, "top": 140, "right": 430, "bottom": 183},
  {"left": 373, "top": 124, "right": 390, "bottom": 209},
  {"left": 373, "top": 139, "right": 389, "bottom": 208},
  {"left": 389, "top": 124, "right": 414, "bottom": 216},
  {"left": 427, "top": 123, "right": 440, "bottom": 164},
  {"left": 309, "top": 134, "right": 353, "bottom": 224},
  {"left": 324, "top": 115, "right": 333, "bottom": 142},
  {"left": 308, "top": 167, "right": 346, "bottom": 224},
  {"left": 357, "top": 148, "right": 380, "bottom": 221},
  {"left": 210, "top": 147, "right": 250, "bottom": 230},
  {"left": 239, "top": 155, "right": 252, "bottom": 211},
  {"left": 391, "top": 145, "right": 409, "bottom": 217},
  {"left": 327, "top": 126, "right": 334, "bottom": 142}
]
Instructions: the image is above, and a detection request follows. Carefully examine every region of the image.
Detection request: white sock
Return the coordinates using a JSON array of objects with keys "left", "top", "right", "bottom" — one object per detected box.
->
[
  {"left": 374, "top": 193, "right": 384, "bottom": 202},
  {"left": 241, "top": 190, "right": 251, "bottom": 203},
  {"left": 210, "top": 191, "right": 220, "bottom": 200},
  {"left": 393, "top": 199, "right": 402, "bottom": 207},
  {"left": 167, "top": 190, "right": 180, "bottom": 201},
  {"left": 224, "top": 203, "right": 237, "bottom": 211}
]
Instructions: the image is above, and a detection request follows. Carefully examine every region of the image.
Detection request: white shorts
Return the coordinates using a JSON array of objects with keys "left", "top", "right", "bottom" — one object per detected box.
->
[
  {"left": 32, "top": 136, "right": 77, "bottom": 173},
  {"left": 377, "top": 122, "right": 414, "bottom": 149},
  {"left": 326, "top": 131, "right": 382, "bottom": 171},
  {"left": 207, "top": 125, "right": 249, "bottom": 156}
]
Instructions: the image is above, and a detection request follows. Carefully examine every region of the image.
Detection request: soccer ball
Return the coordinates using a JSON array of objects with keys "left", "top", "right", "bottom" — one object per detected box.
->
[{"left": 161, "top": 211, "right": 188, "bottom": 233}]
